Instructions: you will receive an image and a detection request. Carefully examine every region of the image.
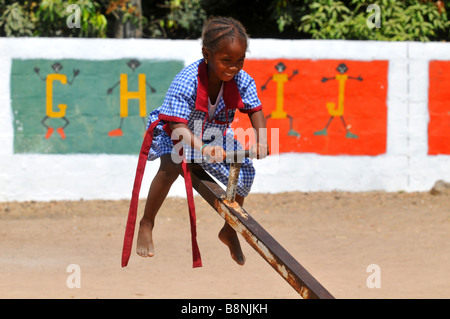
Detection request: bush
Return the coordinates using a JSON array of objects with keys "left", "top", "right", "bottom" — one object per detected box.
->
[
  {"left": 0, "top": 0, "right": 108, "bottom": 37},
  {"left": 1, "top": 0, "right": 449, "bottom": 41},
  {"left": 272, "top": 0, "right": 450, "bottom": 41}
]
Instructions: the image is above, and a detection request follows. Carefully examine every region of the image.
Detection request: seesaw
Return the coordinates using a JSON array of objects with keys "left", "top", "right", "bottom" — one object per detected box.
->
[
  {"left": 122, "top": 145, "right": 334, "bottom": 299},
  {"left": 189, "top": 150, "right": 335, "bottom": 299}
]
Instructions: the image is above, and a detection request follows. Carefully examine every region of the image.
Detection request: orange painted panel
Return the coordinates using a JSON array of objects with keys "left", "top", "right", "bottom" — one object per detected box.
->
[
  {"left": 428, "top": 61, "right": 450, "bottom": 155},
  {"left": 233, "top": 59, "right": 388, "bottom": 156}
]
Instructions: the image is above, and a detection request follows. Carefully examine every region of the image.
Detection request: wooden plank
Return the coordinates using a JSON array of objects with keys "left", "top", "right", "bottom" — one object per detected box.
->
[{"left": 188, "top": 163, "right": 335, "bottom": 299}]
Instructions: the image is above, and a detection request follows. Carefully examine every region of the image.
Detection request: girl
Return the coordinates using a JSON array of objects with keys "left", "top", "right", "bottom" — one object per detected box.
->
[{"left": 122, "top": 17, "right": 268, "bottom": 268}]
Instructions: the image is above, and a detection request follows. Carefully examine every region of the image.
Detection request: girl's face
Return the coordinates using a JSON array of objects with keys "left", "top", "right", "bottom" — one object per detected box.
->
[{"left": 203, "top": 37, "right": 247, "bottom": 84}]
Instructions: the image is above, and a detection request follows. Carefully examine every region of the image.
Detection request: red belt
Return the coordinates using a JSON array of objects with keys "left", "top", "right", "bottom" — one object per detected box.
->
[{"left": 121, "top": 118, "right": 202, "bottom": 268}]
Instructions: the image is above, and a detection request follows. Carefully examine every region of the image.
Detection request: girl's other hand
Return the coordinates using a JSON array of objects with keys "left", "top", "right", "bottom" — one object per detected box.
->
[
  {"left": 202, "top": 145, "right": 226, "bottom": 163},
  {"left": 251, "top": 143, "right": 269, "bottom": 159}
]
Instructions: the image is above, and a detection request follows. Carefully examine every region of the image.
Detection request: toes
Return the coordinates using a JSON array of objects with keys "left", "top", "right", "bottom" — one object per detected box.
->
[
  {"left": 234, "top": 254, "right": 246, "bottom": 266},
  {"left": 136, "top": 247, "right": 148, "bottom": 257},
  {"left": 136, "top": 244, "right": 154, "bottom": 258},
  {"left": 218, "top": 227, "right": 245, "bottom": 265}
]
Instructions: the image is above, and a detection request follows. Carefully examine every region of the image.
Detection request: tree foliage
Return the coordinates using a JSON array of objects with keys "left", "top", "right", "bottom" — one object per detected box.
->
[
  {"left": 274, "top": 0, "right": 450, "bottom": 41},
  {"left": 0, "top": 0, "right": 449, "bottom": 41}
]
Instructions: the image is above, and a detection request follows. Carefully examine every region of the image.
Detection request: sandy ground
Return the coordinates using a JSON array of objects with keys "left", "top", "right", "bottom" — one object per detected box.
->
[{"left": 0, "top": 190, "right": 449, "bottom": 299}]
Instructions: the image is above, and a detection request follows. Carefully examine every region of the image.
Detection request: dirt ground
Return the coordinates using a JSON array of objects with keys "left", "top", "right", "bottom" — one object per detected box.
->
[{"left": 0, "top": 189, "right": 449, "bottom": 299}]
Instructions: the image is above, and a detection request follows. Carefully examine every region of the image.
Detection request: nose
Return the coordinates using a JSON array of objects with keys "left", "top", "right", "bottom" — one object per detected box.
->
[{"left": 229, "top": 64, "right": 239, "bottom": 73}]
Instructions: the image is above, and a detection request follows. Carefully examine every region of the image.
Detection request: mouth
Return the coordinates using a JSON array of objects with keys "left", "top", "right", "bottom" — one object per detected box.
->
[{"left": 223, "top": 72, "right": 236, "bottom": 79}]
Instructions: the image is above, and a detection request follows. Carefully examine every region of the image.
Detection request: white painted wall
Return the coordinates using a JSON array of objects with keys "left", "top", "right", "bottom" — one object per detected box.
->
[{"left": 1, "top": 38, "right": 449, "bottom": 202}]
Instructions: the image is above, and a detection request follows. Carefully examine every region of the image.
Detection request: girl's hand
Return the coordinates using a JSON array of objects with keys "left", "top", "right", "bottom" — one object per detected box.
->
[
  {"left": 250, "top": 143, "right": 269, "bottom": 159},
  {"left": 202, "top": 145, "right": 226, "bottom": 163}
]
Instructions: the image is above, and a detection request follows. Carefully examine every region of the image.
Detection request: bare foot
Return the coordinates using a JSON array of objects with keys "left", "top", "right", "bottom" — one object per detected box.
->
[
  {"left": 218, "top": 223, "right": 246, "bottom": 265},
  {"left": 136, "top": 219, "right": 155, "bottom": 257}
]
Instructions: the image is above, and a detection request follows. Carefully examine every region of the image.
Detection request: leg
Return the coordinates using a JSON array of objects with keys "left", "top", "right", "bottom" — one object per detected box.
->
[
  {"left": 287, "top": 114, "right": 300, "bottom": 137},
  {"left": 136, "top": 154, "right": 182, "bottom": 257},
  {"left": 61, "top": 116, "right": 70, "bottom": 129},
  {"left": 108, "top": 118, "right": 124, "bottom": 137},
  {"left": 340, "top": 116, "right": 358, "bottom": 138},
  {"left": 56, "top": 117, "right": 70, "bottom": 139},
  {"left": 218, "top": 194, "right": 246, "bottom": 266},
  {"left": 314, "top": 116, "right": 334, "bottom": 136},
  {"left": 41, "top": 116, "right": 54, "bottom": 139}
]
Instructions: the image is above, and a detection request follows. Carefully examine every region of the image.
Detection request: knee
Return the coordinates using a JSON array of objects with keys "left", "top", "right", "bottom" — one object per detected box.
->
[{"left": 158, "top": 162, "right": 181, "bottom": 184}]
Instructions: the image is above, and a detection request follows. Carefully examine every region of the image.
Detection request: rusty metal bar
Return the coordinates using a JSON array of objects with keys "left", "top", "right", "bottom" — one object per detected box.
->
[
  {"left": 225, "top": 163, "right": 241, "bottom": 202},
  {"left": 188, "top": 163, "right": 335, "bottom": 299}
]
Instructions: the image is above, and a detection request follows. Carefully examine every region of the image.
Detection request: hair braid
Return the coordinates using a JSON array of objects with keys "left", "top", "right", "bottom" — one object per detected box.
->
[{"left": 202, "top": 17, "right": 248, "bottom": 53}]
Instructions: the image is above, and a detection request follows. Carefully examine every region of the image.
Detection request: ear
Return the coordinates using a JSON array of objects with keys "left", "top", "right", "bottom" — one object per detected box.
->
[{"left": 202, "top": 47, "right": 210, "bottom": 61}]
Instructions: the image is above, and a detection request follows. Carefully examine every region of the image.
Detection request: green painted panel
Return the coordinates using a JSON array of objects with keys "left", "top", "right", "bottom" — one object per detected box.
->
[{"left": 11, "top": 59, "right": 184, "bottom": 154}]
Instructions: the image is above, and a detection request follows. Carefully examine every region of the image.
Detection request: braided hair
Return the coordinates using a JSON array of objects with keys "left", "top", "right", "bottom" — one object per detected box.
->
[{"left": 201, "top": 17, "right": 249, "bottom": 53}]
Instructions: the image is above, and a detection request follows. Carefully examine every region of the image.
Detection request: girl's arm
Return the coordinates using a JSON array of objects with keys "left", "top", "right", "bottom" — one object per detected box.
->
[
  {"left": 170, "top": 122, "right": 225, "bottom": 163},
  {"left": 248, "top": 110, "right": 269, "bottom": 159}
]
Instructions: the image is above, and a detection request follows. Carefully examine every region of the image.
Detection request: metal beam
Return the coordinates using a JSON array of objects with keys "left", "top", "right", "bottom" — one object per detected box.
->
[{"left": 188, "top": 163, "right": 335, "bottom": 299}]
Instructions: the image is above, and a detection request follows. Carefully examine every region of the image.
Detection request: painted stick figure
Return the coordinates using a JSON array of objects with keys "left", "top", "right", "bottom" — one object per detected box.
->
[
  {"left": 107, "top": 59, "right": 156, "bottom": 137},
  {"left": 261, "top": 62, "right": 300, "bottom": 137},
  {"left": 314, "top": 63, "right": 362, "bottom": 139},
  {"left": 34, "top": 62, "right": 80, "bottom": 139}
]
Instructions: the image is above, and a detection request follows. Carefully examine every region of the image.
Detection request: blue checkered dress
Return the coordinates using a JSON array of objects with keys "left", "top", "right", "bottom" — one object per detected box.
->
[{"left": 146, "top": 59, "right": 262, "bottom": 197}]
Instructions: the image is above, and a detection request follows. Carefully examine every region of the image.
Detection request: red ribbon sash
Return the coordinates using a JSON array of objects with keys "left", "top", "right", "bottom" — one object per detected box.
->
[{"left": 121, "top": 119, "right": 202, "bottom": 268}]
